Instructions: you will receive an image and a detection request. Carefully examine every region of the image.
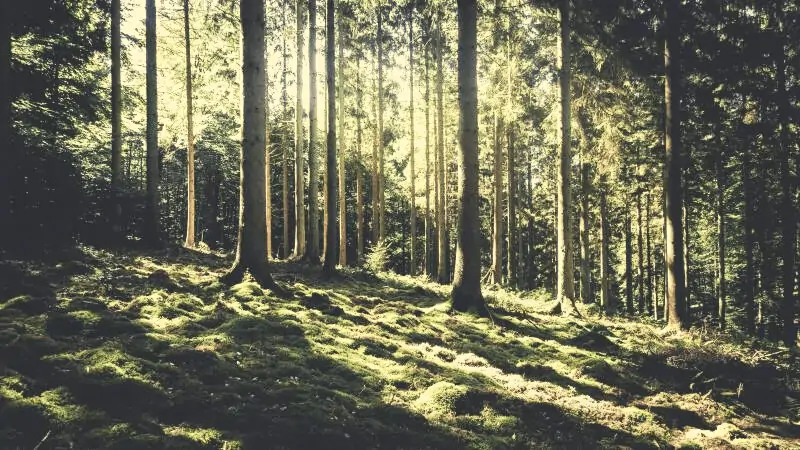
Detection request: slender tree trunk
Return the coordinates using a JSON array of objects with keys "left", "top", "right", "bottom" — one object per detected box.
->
[
  {"left": 337, "top": 9, "right": 346, "bottom": 267},
  {"left": 323, "top": 0, "right": 338, "bottom": 275},
  {"left": 282, "top": 4, "right": 290, "bottom": 258},
  {"left": 492, "top": 114, "right": 504, "bottom": 284},
  {"left": 664, "top": 0, "right": 686, "bottom": 329},
  {"left": 436, "top": 16, "right": 448, "bottom": 284},
  {"left": 356, "top": 60, "right": 364, "bottom": 262},
  {"left": 507, "top": 125, "right": 517, "bottom": 288},
  {"left": 377, "top": 6, "right": 386, "bottom": 242},
  {"left": 371, "top": 53, "right": 379, "bottom": 246},
  {"left": 451, "top": 0, "right": 485, "bottom": 314},
  {"left": 294, "top": 0, "right": 307, "bottom": 258},
  {"left": 625, "top": 205, "right": 634, "bottom": 314},
  {"left": 743, "top": 114, "right": 755, "bottom": 335},
  {"left": 716, "top": 146, "right": 726, "bottom": 329},
  {"left": 0, "top": 0, "right": 9, "bottom": 246},
  {"left": 221, "top": 0, "right": 279, "bottom": 290},
  {"left": 556, "top": 0, "right": 576, "bottom": 313},
  {"left": 183, "top": 0, "right": 196, "bottom": 248},
  {"left": 683, "top": 189, "right": 689, "bottom": 319},
  {"left": 599, "top": 184, "right": 611, "bottom": 315},
  {"left": 111, "top": 0, "right": 123, "bottom": 229},
  {"left": 409, "top": 8, "right": 417, "bottom": 275},
  {"left": 145, "top": 0, "right": 160, "bottom": 246},
  {"left": 637, "top": 190, "right": 644, "bottom": 313},
  {"left": 424, "top": 43, "right": 432, "bottom": 277},
  {"left": 646, "top": 191, "right": 654, "bottom": 319},
  {"left": 307, "top": 0, "right": 320, "bottom": 261},
  {"left": 579, "top": 154, "right": 591, "bottom": 303}
]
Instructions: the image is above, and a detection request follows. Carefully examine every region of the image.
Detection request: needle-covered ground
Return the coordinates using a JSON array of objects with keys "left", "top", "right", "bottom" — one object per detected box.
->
[{"left": 1, "top": 247, "right": 799, "bottom": 449}]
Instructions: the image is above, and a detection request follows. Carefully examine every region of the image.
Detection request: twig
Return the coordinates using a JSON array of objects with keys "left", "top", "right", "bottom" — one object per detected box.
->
[{"left": 33, "top": 430, "right": 51, "bottom": 450}]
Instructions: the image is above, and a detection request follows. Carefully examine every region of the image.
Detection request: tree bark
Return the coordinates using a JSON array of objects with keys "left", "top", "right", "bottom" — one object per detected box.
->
[
  {"left": 371, "top": 52, "right": 379, "bottom": 246},
  {"left": 111, "top": 0, "right": 123, "bottom": 228},
  {"left": 716, "top": 143, "right": 726, "bottom": 329},
  {"left": 637, "top": 191, "right": 644, "bottom": 313},
  {"left": 451, "top": 0, "right": 485, "bottom": 314},
  {"left": 492, "top": 114, "right": 504, "bottom": 284},
  {"left": 435, "top": 16, "right": 448, "bottom": 284},
  {"left": 424, "top": 42, "right": 432, "bottom": 277},
  {"left": 183, "top": 0, "right": 196, "bottom": 248},
  {"left": 646, "top": 191, "right": 654, "bottom": 319},
  {"left": 145, "top": 0, "right": 160, "bottom": 246},
  {"left": 663, "top": 0, "right": 686, "bottom": 329},
  {"left": 294, "top": 0, "right": 307, "bottom": 258},
  {"left": 307, "top": 0, "right": 320, "bottom": 261},
  {"left": 556, "top": 0, "right": 576, "bottom": 313},
  {"left": 323, "top": 0, "right": 338, "bottom": 275},
  {"left": 507, "top": 125, "right": 517, "bottom": 288},
  {"left": 356, "top": 59, "right": 364, "bottom": 262},
  {"left": 221, "top": 0, "right": 279, "bottom": 290},
  {"left": 409, "top": 7, "right": 417, "bottom": 275},
  {"left": 282, "top": 3, "right": 290, "bottom": 258},
  {"left": 377, "top": 6, "right": 386, "bottom": 243},
  {"left": 579, "top": 154, "right": 591, "bottom": 304},
  {"left": 742, "top": 103, "right": 755, "bottom": 335},
  {"left": 337, "top": 7, "right": 346, "bottom": 267},
  {"left": 625, "top": 205, "right": 634, "bottom": 314},
  {"left": 599, "top": 184, "right": 611, "bottom": 315}
]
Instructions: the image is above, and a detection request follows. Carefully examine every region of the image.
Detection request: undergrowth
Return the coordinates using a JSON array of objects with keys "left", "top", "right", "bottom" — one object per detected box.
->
[{"left": 0, "top": 246, "right": 798, "bottom": 449}]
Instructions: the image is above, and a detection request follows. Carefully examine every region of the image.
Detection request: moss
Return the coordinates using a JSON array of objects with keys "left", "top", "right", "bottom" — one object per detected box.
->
[
  {"left": 413, "top": 381, "right": 471, "bottom": 418},
  {"left": 1, "top": 295, "right": 56, "bottom": 315}
]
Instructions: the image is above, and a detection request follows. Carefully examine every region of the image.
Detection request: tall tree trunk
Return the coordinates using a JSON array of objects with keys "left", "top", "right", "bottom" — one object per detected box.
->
[
  {"left": 282, "top": 3, "right": 290, "bottom": 258},
  {"left": 507, "top": 125, "right": 517, "bottom": 288},
  {"left": 625, "top": 205, "right": 634, "bottom": 314},
  {"left": 183, "top": 0, "right": 196, "bottom": 248},
  {"left": 323, "top": 0, "right": 338, "bottom": 275},
  {"left": 409, "top": 7, "right": 417, "bottom": 275},
  {"left": 294, "top": 0, "right": 307, "bottom": 258},
  {"left": 371, "top": 53, "right": 379, "bottom": 246},
  {"left": 111, "top": 0, "right": 123, "bottom": 228},
  {"left": 307, "top": 0, "right": 320, "bottom": 261},
  {"left": 637, "top": 191, "right": 644, "bottom": 313},
  {"left": 599, "top": 184, "right": 611, "bottom": 315},
  {"left": 424, "top": 43, "right": 432, "bottom": 277},
  {"left": 716, "top": 144, "right": 726, "bottom": 329},
  {"left": 337, "top": 8, "right": 346, "bottom": 267},
  {"left": 775, "top": 7, "right": 795, "bottom": 346},
  {"left": 436, "top": 16, "right": 448, "bottom": 284},
  {"left": 683, "top": 189, "right": 690, "bottom": 319},
  {"left": 221, "top": 0, "right": 279, "bottom": 291},
  {"left": 356, "top": 60, "right": 364, "bottom": 262},
  {"left": 743, "top": 108, "right": 755, "bottom": 335},
  {"left": 579, "top": 153, "right": 591, "bottom": 303},
  {"left": 492, "top": 114, "right": 504, "bottom": 284},
  {"left": 377, "top": 6, "right": 386, "bottom": 242},
  {"left": 646, "top": 191, "right": 654, "bottom": 319},
  {"left": 145, "top": 0, "right": 160, "bottom": 246},
  {"left": 663, "top": 0, "right": 686, "bottom": 329},
  {"left": 556, "top": 0, "right": 576, "bottom": 313},
  {"left": 0, "top": 0, "right": 8, "bottom": 245},
  {"left": 451, "top": 0, "right": 485, "bottom": 314}
]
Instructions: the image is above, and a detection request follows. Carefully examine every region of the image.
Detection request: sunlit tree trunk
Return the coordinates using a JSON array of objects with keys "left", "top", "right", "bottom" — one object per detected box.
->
[
  {"left": 356, "top": 60, "right": 364, "bottom": 262},
  {"left": 507, "top": 125, "right": 517, "bottom": 288},
  {"left": 221, "top": 0, "right": 279, "bottom": 290},
  {"left": 424, "top": 43, "right": 432, "bottom": 276},
  {"left": 579, "top": 154, "right": 591, "bottom": 304},
  {"left": 111, "top": 0, "right": 123, "bottom": 230},
  {"left": 307, "top": 0, "right": 320, "bottom": 261},
  {"left": 716, "top": 144, "right": 726, "bottom": 329},
  {"left": 646, "top": 191, "right": 654, "bottom": 318},
  {"left": 599, "top": 182, "right": 611, "bottom": 315},
  {"left": 663, "top": 0, "right": 686, "bottom": 329},
  {"left": 323, "top": 0, "right": 338, "bottom": 275},
  {"left": 377, "top": 5, "right": 386, "bottom": 242},
  {"left": 294, "top": 0, "right": 307, "bottom": 258},
  {"left": 451, "top": 0, "right": 485, "bottom": 314},
  {"left": 145, "top": 0, "right": 160, "bottom": 246},
  {"left": 337, "top": 8, "right": 346, "bottom": 267},
  {"left": 625, "top": 205, "right": 633, "bottom": 314},
  {"left": 637, "top": 191, "right": 644, "bottom": 313},
  {"left": 556, "top": 0, "right": 576, "bottom": 313},
  {"left": 435, "top": 16, "right": 448, "bottom": 284},
  {"left": 371, "top": 52, "right": 379, "bottom": 246},
  {"left": 492, "top": 114, "right": 503, "bottom": 284},
  {"left": 282, "top": 4, "right": 290, "bottom": 258},
  {"left": 408, "top": 7, "right": 417, "bottom": 275},
  {"left": 182, "top": 0, "right": 196, "bottom": 248}
]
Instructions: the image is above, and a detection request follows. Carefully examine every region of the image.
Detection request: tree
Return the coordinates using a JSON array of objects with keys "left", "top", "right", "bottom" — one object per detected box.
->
[
  {"left": 294, "top": 0, "right": 307, "bottom": 258},
  {"left": 145, "top": 0, "right": 160, "bottom": 246},
  {"left": 183, "top": 0, "right": 196, "bottom": 248},
  {"left": 377, "top": 4, "right": 386, "bottom": 242},
  {"left": 221, "top": 0, "right": 280, "bottom": 291},
  {"left": 408, "top": 3, "right": 417, "bottom": 276},
  {"left": 451, "top": 0, "right": 485, "bottom": 314},
  {"left": 308, "top": 0, "right": 321, "bottom": 261},
  {"left": 337, "top": 0, "right": 346, "bottom": 267},
  {"left": 111, "top": 0, "right": 122, "bottom": 227},
  {"left": 424, "top": 36, "right": 432, "bottom": 277},
  {"left": 282, "top": 1, "right": 291, "bottom": 258},
  {"left": 323, "top": 0, "right": 338, "bottom": 275},
  {"left": 663, "top": 0, "right": 686, "bottom": 329},
  {"left": 356, "top": 58, "right": 365, "bottom": 262},
  {"left": 492, "top": 113, "right": 503, "bottom": 285},
  {"left": 556, "top": 0, "right": 576, "bottom": 313},
  {"left": 435, "top": 15, "right": 448, "bottom": 284},
  {"left": 0, "top": 0, "right": 9, "bottom": 242}
]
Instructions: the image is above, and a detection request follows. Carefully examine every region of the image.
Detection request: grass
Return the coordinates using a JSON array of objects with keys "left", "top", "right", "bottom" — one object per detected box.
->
[{"left": 0, "top": 246, "right": 798, "bottom": 449}]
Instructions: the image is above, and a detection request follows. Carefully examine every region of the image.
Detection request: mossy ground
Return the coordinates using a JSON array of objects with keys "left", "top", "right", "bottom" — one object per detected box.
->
[{"left": 1, "top": 247, "right": 799, "bottom": 449}]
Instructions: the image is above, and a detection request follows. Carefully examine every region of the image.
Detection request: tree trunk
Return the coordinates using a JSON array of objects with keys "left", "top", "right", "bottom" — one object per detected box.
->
[
  {"left": 356, "top": 60, "right": 364, "bottom": 262},
  {"left": 579, "top": 154, "right": 591, "bottom": 304},
  {"left": 377, "top": 6, "right": 386, "bottom": 243},
  {"left": 111, "top": 0, "right": 123, "bottom": 228},
  {"left": 307, "top": 0, "right": 320, "bottom": 261},
  {"left": 556, "top": 0, "right": 576, "bottom": 313},
  {"left": 451, "top": 0, "right": 485, "bottom": 314},
  {"left": 294, "top": 0, "right": 307, "bottom": 258},
  {"left": 646, "top": 191, "right": 654, "bottom": 319},
  {"left": 183, "top": 0, "right": 196, "bottom": 248},
  {"left": 371, "top": 51, "right": 379, "bottom": 246},
  {"left": 409, "top": 8, "right": 417, "bottom": 275},
  {"left": 599, "top": 185, "right": 611, "bottom": 315},
  {"left": 743, "top": 109, "right": 755, "bottom": 335},
  {"left": 282, "top": 4, "right": 290, "bottom": 258},
  {"left": 323, "top": 0, "right": 338, "bottom": 275},
  {"left": 625, "top": 205, "right": 634, "bottom": 314},
  {"left": 492, "top": 114, "right": 504, "bottom": 284},
  {"left": 221, "top": 0, "right": 279, "bottom": 291},
  {"left": 145, "top": 0, "right": 160, "bottom": 246},
  {"left": 436, "top": 16, "right": 448, "bottom": 284},
  {"left": 716, "top": 145, "right": 726, "bottom": 329},
  {"left": 337, "top": 8, "right": 346, "bottom": 267},
  {"left": 637, "top": 191, "right": 644, "bottom": 313},
  {"left": 663, "top": 0, "right": 686, "bottom": 329},
  {"left": 507, "top": 125, "right": 517, "bottom": 288},
  {"left": 424, "top": 42, "right": 432, "bottom": 277}
]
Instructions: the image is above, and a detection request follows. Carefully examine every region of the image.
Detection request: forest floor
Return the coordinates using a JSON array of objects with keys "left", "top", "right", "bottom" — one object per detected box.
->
[{"left": 1, "top": 247, "right": 799, "bottom": 449}]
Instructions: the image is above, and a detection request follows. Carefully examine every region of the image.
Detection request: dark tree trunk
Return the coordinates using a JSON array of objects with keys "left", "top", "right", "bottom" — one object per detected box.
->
[
  {"left": 322, "top": 0, "right": 338, "bottom": 275},
  {"left": 580, "top": 156, "right": 591, "bottom": 303},
  {"left": 637, "top": 191, "right": 645, "bottom": 313},
  {"left": 111, "top": 0, "right": 123, "bottom": 227},
  {"left": 599, "top": 185, "right": 611, "bottom": 315},
  {"left": 507, "top": 126, "right": 517, "bottom": 288},
  {"left": 184, "top": 0, "right": 196, "bottom": 248},
  {"left": 408, "top": 7, "right": 417, "bottom": 275},
  {"left": 436, "top": 16, "right": 448, "bottom": 284},
  {"left": 307, "top": 0, "right": 320, "bottom": 261},
  {"left": 625, "top": 205, "right": 634, "bottom": 314},
  {"left": 492, "top": 114, "right": 504, "bottom": 284},
  {"left": 356, "top": 59, "right": 364, "bottom": 262},
  {"left": 145, "top": 0, "right": 160, "bottom": 246},
  {"left": 294, "top": 0, "right": 307, "bottom": 258}
]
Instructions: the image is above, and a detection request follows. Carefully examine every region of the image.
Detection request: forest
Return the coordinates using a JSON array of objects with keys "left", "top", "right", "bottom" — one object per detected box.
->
[{"left": 2, "top": 0, "right": 800, "bottom": 447}]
